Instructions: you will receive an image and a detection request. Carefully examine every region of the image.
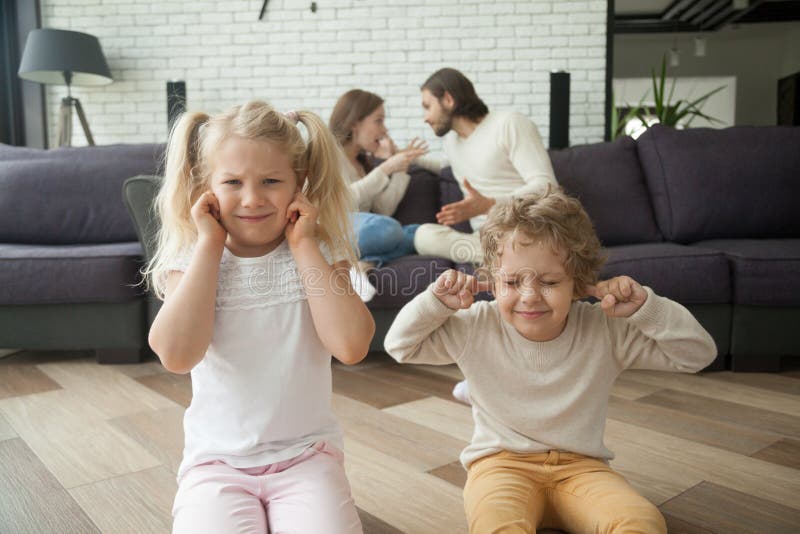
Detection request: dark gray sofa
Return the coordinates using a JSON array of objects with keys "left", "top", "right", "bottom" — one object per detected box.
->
[
  {"left": 3, "top": 124, "right": 797, "bottom": 371},
  {"left": 367, "top": 125, "right": 800, "bottom": 372},
  {"left": 0, "top": 143, "right": 164, "bottom": 362}
]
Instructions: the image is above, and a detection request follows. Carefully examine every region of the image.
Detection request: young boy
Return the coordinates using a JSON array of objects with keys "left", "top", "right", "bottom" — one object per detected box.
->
[{"left": 384, "top": 188, "right": 717, "bottom": 534}]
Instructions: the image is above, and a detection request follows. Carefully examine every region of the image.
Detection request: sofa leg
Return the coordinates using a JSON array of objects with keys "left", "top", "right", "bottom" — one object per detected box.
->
[
  {"left": 95, "top": 348, "right": 142, "bottom": 364},
  {"left": 730, "top": 354, "right": 781, "bottom": 373}
]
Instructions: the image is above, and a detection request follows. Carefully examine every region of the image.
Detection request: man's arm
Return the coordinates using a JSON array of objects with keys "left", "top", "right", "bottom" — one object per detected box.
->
[{"left": 499, "top": 112, "right": 557, "bottom": 202}]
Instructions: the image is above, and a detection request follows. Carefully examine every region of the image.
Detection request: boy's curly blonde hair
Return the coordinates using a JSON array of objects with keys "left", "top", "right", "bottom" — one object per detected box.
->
[{"left": 480, "top": 186, "right": 606, "bottom": 298}]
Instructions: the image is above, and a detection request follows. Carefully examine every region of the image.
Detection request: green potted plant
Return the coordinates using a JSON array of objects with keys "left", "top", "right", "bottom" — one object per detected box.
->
[{"left": 611, "top": 55, "right": 726, "bottom": 140}]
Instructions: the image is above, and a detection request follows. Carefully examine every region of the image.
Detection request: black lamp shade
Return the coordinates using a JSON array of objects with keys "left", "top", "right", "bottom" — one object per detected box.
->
[{"left": 18, "top": 28, "right": 112, "bottom": 86}]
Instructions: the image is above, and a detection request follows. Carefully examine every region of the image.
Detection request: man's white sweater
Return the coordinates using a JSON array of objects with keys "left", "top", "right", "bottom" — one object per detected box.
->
[
  {"left": 384, "top": 287, "right": 717, "bottom": 468},
  {"left": 443, "top": 110, "right": 557, "bottom": 230}
]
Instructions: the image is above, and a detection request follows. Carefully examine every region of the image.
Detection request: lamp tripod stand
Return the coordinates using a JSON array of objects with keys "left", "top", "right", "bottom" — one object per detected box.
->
[{"left": 57, "top": 71, "right": 95, "bottom": 147}]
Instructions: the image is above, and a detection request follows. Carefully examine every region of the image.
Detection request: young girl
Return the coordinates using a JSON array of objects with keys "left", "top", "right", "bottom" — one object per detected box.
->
[
  {"left": 329, "top": 89, "right": 429, "bottom": 300},
  {"left": 145, "top": 101, "right": 373, "bottom": 534}
]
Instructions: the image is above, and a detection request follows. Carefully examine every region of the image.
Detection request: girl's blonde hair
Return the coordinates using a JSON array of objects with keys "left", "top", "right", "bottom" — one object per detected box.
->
[
  {"left": 144, "top": 100, "right": 356, "bottom": 299},
  {"left": 480, "top": 186, "right": 606, "bottom": 298}
]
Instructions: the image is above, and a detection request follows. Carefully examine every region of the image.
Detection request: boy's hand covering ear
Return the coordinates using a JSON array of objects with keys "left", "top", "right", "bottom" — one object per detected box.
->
[
  {"left": 433, "top": 269, "right": 492, "bottom": 310},
  {"left": 585, "top": 276, "right": 648, "bottom": 318}
]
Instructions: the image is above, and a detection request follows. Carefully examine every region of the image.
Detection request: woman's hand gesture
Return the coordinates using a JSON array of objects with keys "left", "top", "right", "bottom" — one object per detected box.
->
[{"left": 378, "top": 137, "right": 429, "bottom": 175}]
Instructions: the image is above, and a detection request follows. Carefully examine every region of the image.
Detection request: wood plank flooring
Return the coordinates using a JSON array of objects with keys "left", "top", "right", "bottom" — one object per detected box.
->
[{"left": 1, "top": 350, "right": 798, "bottom": 533}]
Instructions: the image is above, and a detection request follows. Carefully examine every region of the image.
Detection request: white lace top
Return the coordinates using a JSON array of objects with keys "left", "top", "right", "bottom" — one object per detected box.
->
[
  {"left": 171, "top": 240, "right": 343, "bottom": 479},
  {"left": 172, "top": 240, "right": 310, "bottom": 311}
]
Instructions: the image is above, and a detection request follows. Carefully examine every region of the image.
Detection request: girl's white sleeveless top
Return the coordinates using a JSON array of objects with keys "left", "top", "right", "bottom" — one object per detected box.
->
[{"left": 170, "top": 240, "right": 342, "bottom": 479}]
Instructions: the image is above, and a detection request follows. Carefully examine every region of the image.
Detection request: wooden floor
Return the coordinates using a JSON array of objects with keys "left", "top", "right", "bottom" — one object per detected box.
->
[{"left": 1, "top": 350, "right": 799, "bottom": 533}]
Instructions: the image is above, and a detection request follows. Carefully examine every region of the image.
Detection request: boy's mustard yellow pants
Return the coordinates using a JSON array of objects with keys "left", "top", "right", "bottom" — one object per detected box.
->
[{"left": 464, "top": 450, "right": 667, "bottom": 534}]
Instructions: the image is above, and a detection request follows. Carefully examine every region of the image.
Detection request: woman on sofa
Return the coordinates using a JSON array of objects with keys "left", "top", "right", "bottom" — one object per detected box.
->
[{"left": 329, "top": 89, "right": 429, "bottom": 300}]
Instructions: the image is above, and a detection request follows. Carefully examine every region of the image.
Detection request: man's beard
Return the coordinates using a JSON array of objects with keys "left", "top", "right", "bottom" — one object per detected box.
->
[{"left": 433, "top": 109, "right": 454, "bottom": 137}]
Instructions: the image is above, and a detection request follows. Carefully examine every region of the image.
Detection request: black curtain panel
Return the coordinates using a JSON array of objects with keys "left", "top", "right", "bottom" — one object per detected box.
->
[
  {"left": 1, "top": 0, "right": 24, "bottom": 145},
  {"left": 1, "top": 0, "right": 46, "bottom": 147}
]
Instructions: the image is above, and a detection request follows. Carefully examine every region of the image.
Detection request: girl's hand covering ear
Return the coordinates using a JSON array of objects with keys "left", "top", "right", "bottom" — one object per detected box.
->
[
  {"left": 285, "top": 191, "right": 318, "bottom": 250},
  {"left": 191, "top": 191, "right": 227, "bottom": 245}
]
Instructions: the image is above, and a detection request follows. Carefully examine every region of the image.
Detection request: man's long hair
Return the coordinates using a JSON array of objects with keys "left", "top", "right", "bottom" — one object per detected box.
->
[{"left": 421, "top": 68, "right": 488, "bottom": 121}]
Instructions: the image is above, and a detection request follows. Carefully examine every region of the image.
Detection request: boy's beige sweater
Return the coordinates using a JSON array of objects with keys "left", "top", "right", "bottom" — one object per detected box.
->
[{"left": 384, "top": 287, "right": 717, "bottom": 469}]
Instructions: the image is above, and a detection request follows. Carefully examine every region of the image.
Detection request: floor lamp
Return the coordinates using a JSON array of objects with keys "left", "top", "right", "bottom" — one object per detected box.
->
[{"left": 18, "top": 29, "right": 112, "bottom": 147}]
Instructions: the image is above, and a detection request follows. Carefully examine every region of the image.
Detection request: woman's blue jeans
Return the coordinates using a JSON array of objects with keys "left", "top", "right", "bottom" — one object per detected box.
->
[{"left": 353, "top": 212, "right": 419, "bottom": 267}]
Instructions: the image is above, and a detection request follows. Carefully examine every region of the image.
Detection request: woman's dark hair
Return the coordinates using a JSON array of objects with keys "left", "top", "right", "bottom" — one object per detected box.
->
[
  {"left": 329, "top": 89, "right": 384, "bottom": 146},
  {"left": 421, "top": 68, "right": 488, "bottom": 121}
]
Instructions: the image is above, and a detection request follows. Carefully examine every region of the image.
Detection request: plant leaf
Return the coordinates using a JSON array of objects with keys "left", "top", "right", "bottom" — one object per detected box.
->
[
  {"left": 658, "top": 55, "right": 667, "bottom": 117},
  {"left": 666, "top": 75, "right": 677, "bottom": 111},
  {"left": 610, "top": 98, "right": 619, "bottom": 140},
  {"left": 683, "top": 85, "right": 726, "bottom": 112}
]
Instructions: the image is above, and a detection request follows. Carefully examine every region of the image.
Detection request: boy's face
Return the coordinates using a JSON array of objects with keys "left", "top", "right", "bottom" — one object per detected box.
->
[{"left": 492, "top": 235, "right": 576, "bottom": 342}]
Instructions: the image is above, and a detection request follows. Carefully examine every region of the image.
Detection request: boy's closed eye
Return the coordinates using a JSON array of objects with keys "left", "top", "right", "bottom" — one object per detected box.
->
[{"left": 502, "top": 278, "right": 560, "bottom": 288}]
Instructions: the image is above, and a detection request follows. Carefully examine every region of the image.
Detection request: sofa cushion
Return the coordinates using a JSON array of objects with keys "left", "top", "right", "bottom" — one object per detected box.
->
[
  {"left": 693, "top": 239, "right": 800, "bottom": 306},
  {"left": 0, "top": 143, "right": 50, "bottom": 160},
  {"left": 548, "top": 136, "right": 663, "bottom": 246},
  {"left": 0, "top": 143, "right": 164, "bottom": 245},
  {"left": 637, "top": 125, "right": 800, "bottom": 243},
  {"left": 0, "top": 242, "right": 144, "bottom": 305},
  {"left": 601, "top": 243, "right": 730, "bottom": 304},
  {"left": 0, "top": 142, "right": 164, "bottom": 163},
  {"left": 367, "top": 255, "right": 454, "bottom": 309},
  {"left": 393, "top": 166, "right": 441, "bottom": 226}
]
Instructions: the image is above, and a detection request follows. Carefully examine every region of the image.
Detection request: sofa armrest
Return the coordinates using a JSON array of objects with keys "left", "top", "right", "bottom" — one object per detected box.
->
[{"left": 122, "top": 175, "right": 162, "bottom": 263}]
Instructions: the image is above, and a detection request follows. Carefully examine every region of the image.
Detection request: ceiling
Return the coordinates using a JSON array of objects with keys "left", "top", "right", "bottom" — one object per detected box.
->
[{"left": 614, "top": 0, "right": 800, "bottom": 33}]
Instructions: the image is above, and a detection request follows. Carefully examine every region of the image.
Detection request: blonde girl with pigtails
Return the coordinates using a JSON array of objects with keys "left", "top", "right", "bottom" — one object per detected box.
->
[{"left": 145, "top": 101, "right": 371, "bottom": 534}]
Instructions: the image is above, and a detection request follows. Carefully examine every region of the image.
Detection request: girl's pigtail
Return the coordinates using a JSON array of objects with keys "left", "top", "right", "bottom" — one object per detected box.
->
[
  {"left": 143, "top": 111, "right": 210, "bottom": 299},
  {"left": 296, "top": 111, "right": 358, "bottom": 268}
]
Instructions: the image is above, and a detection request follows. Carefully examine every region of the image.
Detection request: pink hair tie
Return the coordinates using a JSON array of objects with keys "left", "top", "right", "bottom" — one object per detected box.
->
[{"left": 285, "top": 110, "right": 299, "bottom": 124}]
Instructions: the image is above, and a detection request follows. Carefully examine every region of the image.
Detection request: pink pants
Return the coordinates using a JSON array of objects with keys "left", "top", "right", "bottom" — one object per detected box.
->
[{"left": 172, "top": 442, "right": 362, "bottom": 534}]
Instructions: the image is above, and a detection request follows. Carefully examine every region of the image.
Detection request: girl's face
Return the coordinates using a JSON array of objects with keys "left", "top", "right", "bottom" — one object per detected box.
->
[
  {"left": 492, "top": 236, "right": 576, "bottom": 342},
  {"left": 209, "top": 136, "right": 299, "bottom": 257},
  {"left": 352, "top": 104, "right": 388, "bottom": 153}
]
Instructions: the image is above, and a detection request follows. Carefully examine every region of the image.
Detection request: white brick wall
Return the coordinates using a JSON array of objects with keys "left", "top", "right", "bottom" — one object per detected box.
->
[{"left": 41, "top": 0, "right": 608, "bottom": 152}]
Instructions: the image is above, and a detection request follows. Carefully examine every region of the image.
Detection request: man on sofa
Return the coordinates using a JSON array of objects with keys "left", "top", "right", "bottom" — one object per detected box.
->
[{"left": 414, "top": 67, "right": 557, "bottom": 264}]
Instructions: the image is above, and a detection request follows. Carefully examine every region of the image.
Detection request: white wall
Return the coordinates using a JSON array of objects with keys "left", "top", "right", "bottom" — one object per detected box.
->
[
  {"left": 40, "top": 0, "right": 608, "bottom": 152},
  {"left": 781, "top": 24, "right": 800, "bottom": 78},
  {"left": 614, "top": 22, "right": 800, "bottom": 127}
]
